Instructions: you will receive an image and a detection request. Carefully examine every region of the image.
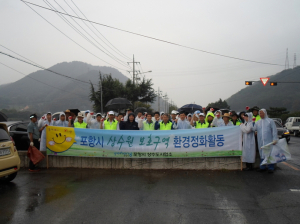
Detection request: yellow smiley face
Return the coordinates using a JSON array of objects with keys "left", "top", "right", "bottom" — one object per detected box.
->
[{"left": 46, "top": 127, "right": 76, "bottom": 152}]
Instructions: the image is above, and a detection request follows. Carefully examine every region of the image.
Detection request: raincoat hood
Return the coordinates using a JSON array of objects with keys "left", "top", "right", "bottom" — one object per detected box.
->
[
  {"left": 214, "top": 110, "right": 223, "bottom": 119},
  {"left": 206, "top": 112, "right": 215, "bottom": 119},
  {"left": 127, "top": 113, "right": 136, "bottom": 122},
  {"left": 245, "top": 112, "right": 253, "bottom": 124},
  {"left": 239, "top": 111, "right": 246, "bottom": 123},
  {"left": 259, "top": 109, "right": 268, "bottom": 119}
]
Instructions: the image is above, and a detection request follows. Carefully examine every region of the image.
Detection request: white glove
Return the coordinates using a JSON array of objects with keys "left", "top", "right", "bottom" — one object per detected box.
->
[
  {"left": 38, "top": 138, "right": 41, "bottom": 142},
  {"left": 30, "top": 142, "right": 34, "bottom": 147},
  {"left": 272, "top": 140, "right": 278, "bottom": 145}
]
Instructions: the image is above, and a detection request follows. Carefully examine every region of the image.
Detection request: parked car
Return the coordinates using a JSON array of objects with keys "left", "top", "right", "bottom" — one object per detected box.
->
[
  {"left": 284, "top": 117, "right": 300, "bottom": 136},
  {"left": 271, "top": 118, "right": 282, "bottom": 125},
  {"left": 0, "top": 122, "right": 20, "bottom": 182},
  {"left": 1, "top": 121, "right": 30, "bottom": 151},
  {"left": 274, "top": 120, "right": 290, "bottom": 143}
]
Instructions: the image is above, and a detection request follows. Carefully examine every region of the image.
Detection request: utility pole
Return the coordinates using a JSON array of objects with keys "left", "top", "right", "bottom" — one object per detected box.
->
[
  {"left": 285, "top": 48, "right": 289, "bottom": 70},
  {"left": 99, "top": 71, "right": 103, "bottom": 114},
  {"left": 156, "top": 87, "right": 162, "bottom": 112},
  {"left": 293, "top": 53, "right": 297, "bottom": 68},
  {"left": 127, "top": 55, "right": 140, "bottom": 85}
]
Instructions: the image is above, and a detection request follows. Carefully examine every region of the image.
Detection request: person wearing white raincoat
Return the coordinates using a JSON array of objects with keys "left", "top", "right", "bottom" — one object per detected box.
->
[
  {"left": 55, "top": 112, "right": 69, "bottom": 127},
  {"left": 86, "top": 113, "right": 102, "bottom": 129},
  {"left": 212, "top": 110, "right": 225, "bottom": 127},
  {"left": 39, "top": 112, "right": 54, "bottom": 151},
  {"left": 240, "top": 112, "right": 256, "bottom": 171},
  {"left": 174, "top": 112, "right": 191, "bottom": 129},
  {"left": 252, "top": 109, "right": 278, "bottom": 173}
]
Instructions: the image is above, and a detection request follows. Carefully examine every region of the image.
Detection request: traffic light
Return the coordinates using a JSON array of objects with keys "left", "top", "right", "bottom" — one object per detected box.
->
[
  {"left": 270, "top": 82, "right": 277, "bottom": 86},
  {"left": 245, "top": 81, "right": 252, "bottom": 85}
]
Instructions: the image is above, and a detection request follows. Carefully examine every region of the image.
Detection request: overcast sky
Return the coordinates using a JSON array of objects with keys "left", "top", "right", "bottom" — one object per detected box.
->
[{"left": 1, "top": 0, "right": 300, "bottom": 108}]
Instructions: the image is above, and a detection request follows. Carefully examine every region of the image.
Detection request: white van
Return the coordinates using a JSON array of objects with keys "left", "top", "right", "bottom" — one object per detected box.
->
[{"left": 285, "top": 117, "right": 300, "bottom": 136}]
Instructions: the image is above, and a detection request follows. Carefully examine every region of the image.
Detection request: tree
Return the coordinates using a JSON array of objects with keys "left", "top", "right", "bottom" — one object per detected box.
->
[
  {"left": 90, "top": 74, "right": 156, "bottom": 112},
  {"left": 267, "top": 107, "right": 289, "bottom": 118},
  {"left": 90, "top": 73, "right": 124, "bottom": 112},
  {"left": 207, "top": 98, "right": 230, "bottom": 109}
]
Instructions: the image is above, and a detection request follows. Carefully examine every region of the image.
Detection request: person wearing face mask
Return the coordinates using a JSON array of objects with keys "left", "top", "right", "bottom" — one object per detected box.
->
[
  {"left": 212, "top": 110, "right": 225, "bottom": 127},
  {"left": 240, "top": 112, "right": 256, "bottom": 171},
  {"left": 252, "top": 109, "right": 278, "bottom": 173}
]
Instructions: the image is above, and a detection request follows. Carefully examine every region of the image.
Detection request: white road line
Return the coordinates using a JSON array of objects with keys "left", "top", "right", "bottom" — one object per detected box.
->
[
  {"left": 290, "top": 189, "right": 300, "bottom": 192},
  {"left": 208, "top": 187, "right": 248, "bottom": 224}
]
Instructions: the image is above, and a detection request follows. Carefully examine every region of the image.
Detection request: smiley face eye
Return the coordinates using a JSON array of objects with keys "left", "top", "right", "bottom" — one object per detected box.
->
[
  {"left": 59, "top": 133, "right": 62, "bottom": 137},
  {"left": 56, "top": 134, "right": 58, "bottom": 137}
]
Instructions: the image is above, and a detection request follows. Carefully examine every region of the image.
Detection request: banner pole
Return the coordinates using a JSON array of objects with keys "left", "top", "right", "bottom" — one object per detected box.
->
[{"left": 240, "top": 156, "right": 242, "bottom": 171}]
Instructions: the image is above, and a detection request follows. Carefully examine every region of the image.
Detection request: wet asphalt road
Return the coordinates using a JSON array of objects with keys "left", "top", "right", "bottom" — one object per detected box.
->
[{"left": 1, "top": 137, "right": 300, "bottom": 224}]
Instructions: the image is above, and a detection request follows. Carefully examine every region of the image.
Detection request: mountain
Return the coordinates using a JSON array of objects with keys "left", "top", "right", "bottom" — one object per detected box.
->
[
  {"left": 226, "top": 66, "right": 300, "bottom": 112},
  {"left": 0, "top": 61, "right": 129, "bottom": 113}
]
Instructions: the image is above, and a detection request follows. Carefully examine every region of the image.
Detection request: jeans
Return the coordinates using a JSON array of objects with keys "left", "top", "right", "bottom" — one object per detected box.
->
[
  {"left": 29, "top": 139, "right": 40, "bottom": 170},
  {"left": 260, "top": 159, "right": 274, "bottom": 171}
]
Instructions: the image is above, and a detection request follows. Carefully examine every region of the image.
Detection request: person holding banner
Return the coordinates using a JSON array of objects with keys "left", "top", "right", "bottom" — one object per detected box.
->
[
  {"left": 155, "top": 114, "right": 176, "bottom": 130},
  {"left": 87, "top": 113, "right": 102, "bottom": 129},
  {"left": 240, "top": 112, "right": 256, "bottom": 171},
  {"left": 141, "top": 113, "right": 155, "bottom": 130},
  {"left": 40, "top": 112, "right": 53, "bottom": 152},
  {"left": 55, "top": 112, "right": 69, "bottom": 127},
  {"left": 191, "top": 113, "right": 209, "bottom": 128},
  {"left": 102, "top": 111, "right": 119, "bottom": 130},
  {"left": 253, "top": 109, "right": 278, "bottom": 173}
]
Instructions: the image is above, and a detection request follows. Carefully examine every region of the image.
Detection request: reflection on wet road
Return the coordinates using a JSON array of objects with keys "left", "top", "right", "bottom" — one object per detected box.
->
[{"left": 1, "top": 137, "right": 300, "bottom": 224}]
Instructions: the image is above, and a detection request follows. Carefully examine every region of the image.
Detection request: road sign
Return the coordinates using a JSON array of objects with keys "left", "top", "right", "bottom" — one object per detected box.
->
[{"left": 260, "top": 77, "right": 270, "bottom": 86}]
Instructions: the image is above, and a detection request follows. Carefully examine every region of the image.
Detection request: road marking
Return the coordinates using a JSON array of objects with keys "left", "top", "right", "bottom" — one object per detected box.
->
[
  {"left": 282, "top": 162, "right": 300, "bottom": 171},
  {"left": 290, "top": 189, "right": 300, "bottom": 192},
  {"left": 209, "top": 187, "right": 248, "bottom": 224}
]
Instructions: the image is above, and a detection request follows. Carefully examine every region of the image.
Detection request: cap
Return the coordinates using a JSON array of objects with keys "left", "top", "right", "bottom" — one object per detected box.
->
[
  {"left": 47, "top": 112, "right": 52, "bottom": 115},
  {"left": 187, "top": 113, "right": 192, "bottom": 117},
  {"left": 65, "top": 109, "right": 70, "bottom": 113},
  {"left": 96, "top": 113, "right": 102, "bottom": 117},
  {"left": 171, "top": 110, "right": 177, "bottom": 115},
  {"left": 199, "top": 113, "right": 205, "bottom": 116},
  {"left": 85, "top": 110, "right": 90, "bottom": 113},
  {"left": 77, "top": 112, "right": 84, "bottom": 118},
  {"left": 195, "top": 110, "right": 201, "bottom": 114},
  {"left": 108, "top": 111, "right": 114, "bottom": 115},
  {"left": 29, "top": 114, "right": 37, "bottom": 119}
]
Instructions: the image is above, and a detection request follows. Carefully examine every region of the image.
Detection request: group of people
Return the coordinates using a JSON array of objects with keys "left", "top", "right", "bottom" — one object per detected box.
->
[{"left": 27, "top": 106, "right": 278, "bottom": 173}]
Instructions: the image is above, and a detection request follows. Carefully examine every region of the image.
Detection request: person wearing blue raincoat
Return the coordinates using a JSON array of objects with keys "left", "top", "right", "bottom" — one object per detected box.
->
[
  {"left": 55, "top": 112, "right": 69, "bottom": 127},
  {"left": 40, "top": 112, "right": 54, "bottom": 151},
  {"left": 252, "top": 109, "right": 278, "bottom": 173},
  {"left": 86, "top": 113, "right": 102, "bottom": 129},
  {"left": 240, "top": 112, "right": 256, "bottom": 171}
]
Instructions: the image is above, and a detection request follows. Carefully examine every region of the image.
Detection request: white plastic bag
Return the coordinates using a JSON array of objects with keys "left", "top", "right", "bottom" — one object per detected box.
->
[{"left": 260, "top": 139, "right": 291, "bottom": 165}]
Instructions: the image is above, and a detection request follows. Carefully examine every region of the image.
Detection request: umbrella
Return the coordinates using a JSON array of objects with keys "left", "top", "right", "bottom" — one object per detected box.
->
[
  {"left": 65, "top": 109, "right": 80, "bottom": 116},
  {"left": 178, "top": 104, "right": 203, "bottom": 114},
  {"left": 0, "top": 112, "right": 8, "bottom": 122},
  {"left": 134, "top": 107, "right": 148, "bottom": 116},
  {"left": 105, "top": 98, "right": 132, "bottom": 110}
]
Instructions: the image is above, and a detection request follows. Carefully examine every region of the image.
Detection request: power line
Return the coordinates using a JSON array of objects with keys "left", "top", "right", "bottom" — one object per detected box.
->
[
  {"left": 0, "top": 61, "right": 89, "bottom": 98},
  {"left": 22, "top": 0, "right": 284, "bottom": 67},
  {"left": 0, "top": 51, "right": 99, "bottom": 87},
  {"left": 47, "top": 0, "right": 130, "bottom": 68},
  {"left": 22, "top": 1, "right": 129, "bottom": 71},
  {"left": 70, "top": 0, "right": 131, "bottom": 61}
]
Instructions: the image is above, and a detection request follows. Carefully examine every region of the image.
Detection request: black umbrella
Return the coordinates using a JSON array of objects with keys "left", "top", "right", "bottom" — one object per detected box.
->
[
  {"left": 0, "top": 112, "right": 8, "bottom": 122},
  {"left": 134, "top": 107, "right": 148, "bottom": 116},
  {"left": 178, "top": 104, "right": 203, "bottom": 114},
  {"left": 105, "top": 98, "right": 132, "bottom": 110}
]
